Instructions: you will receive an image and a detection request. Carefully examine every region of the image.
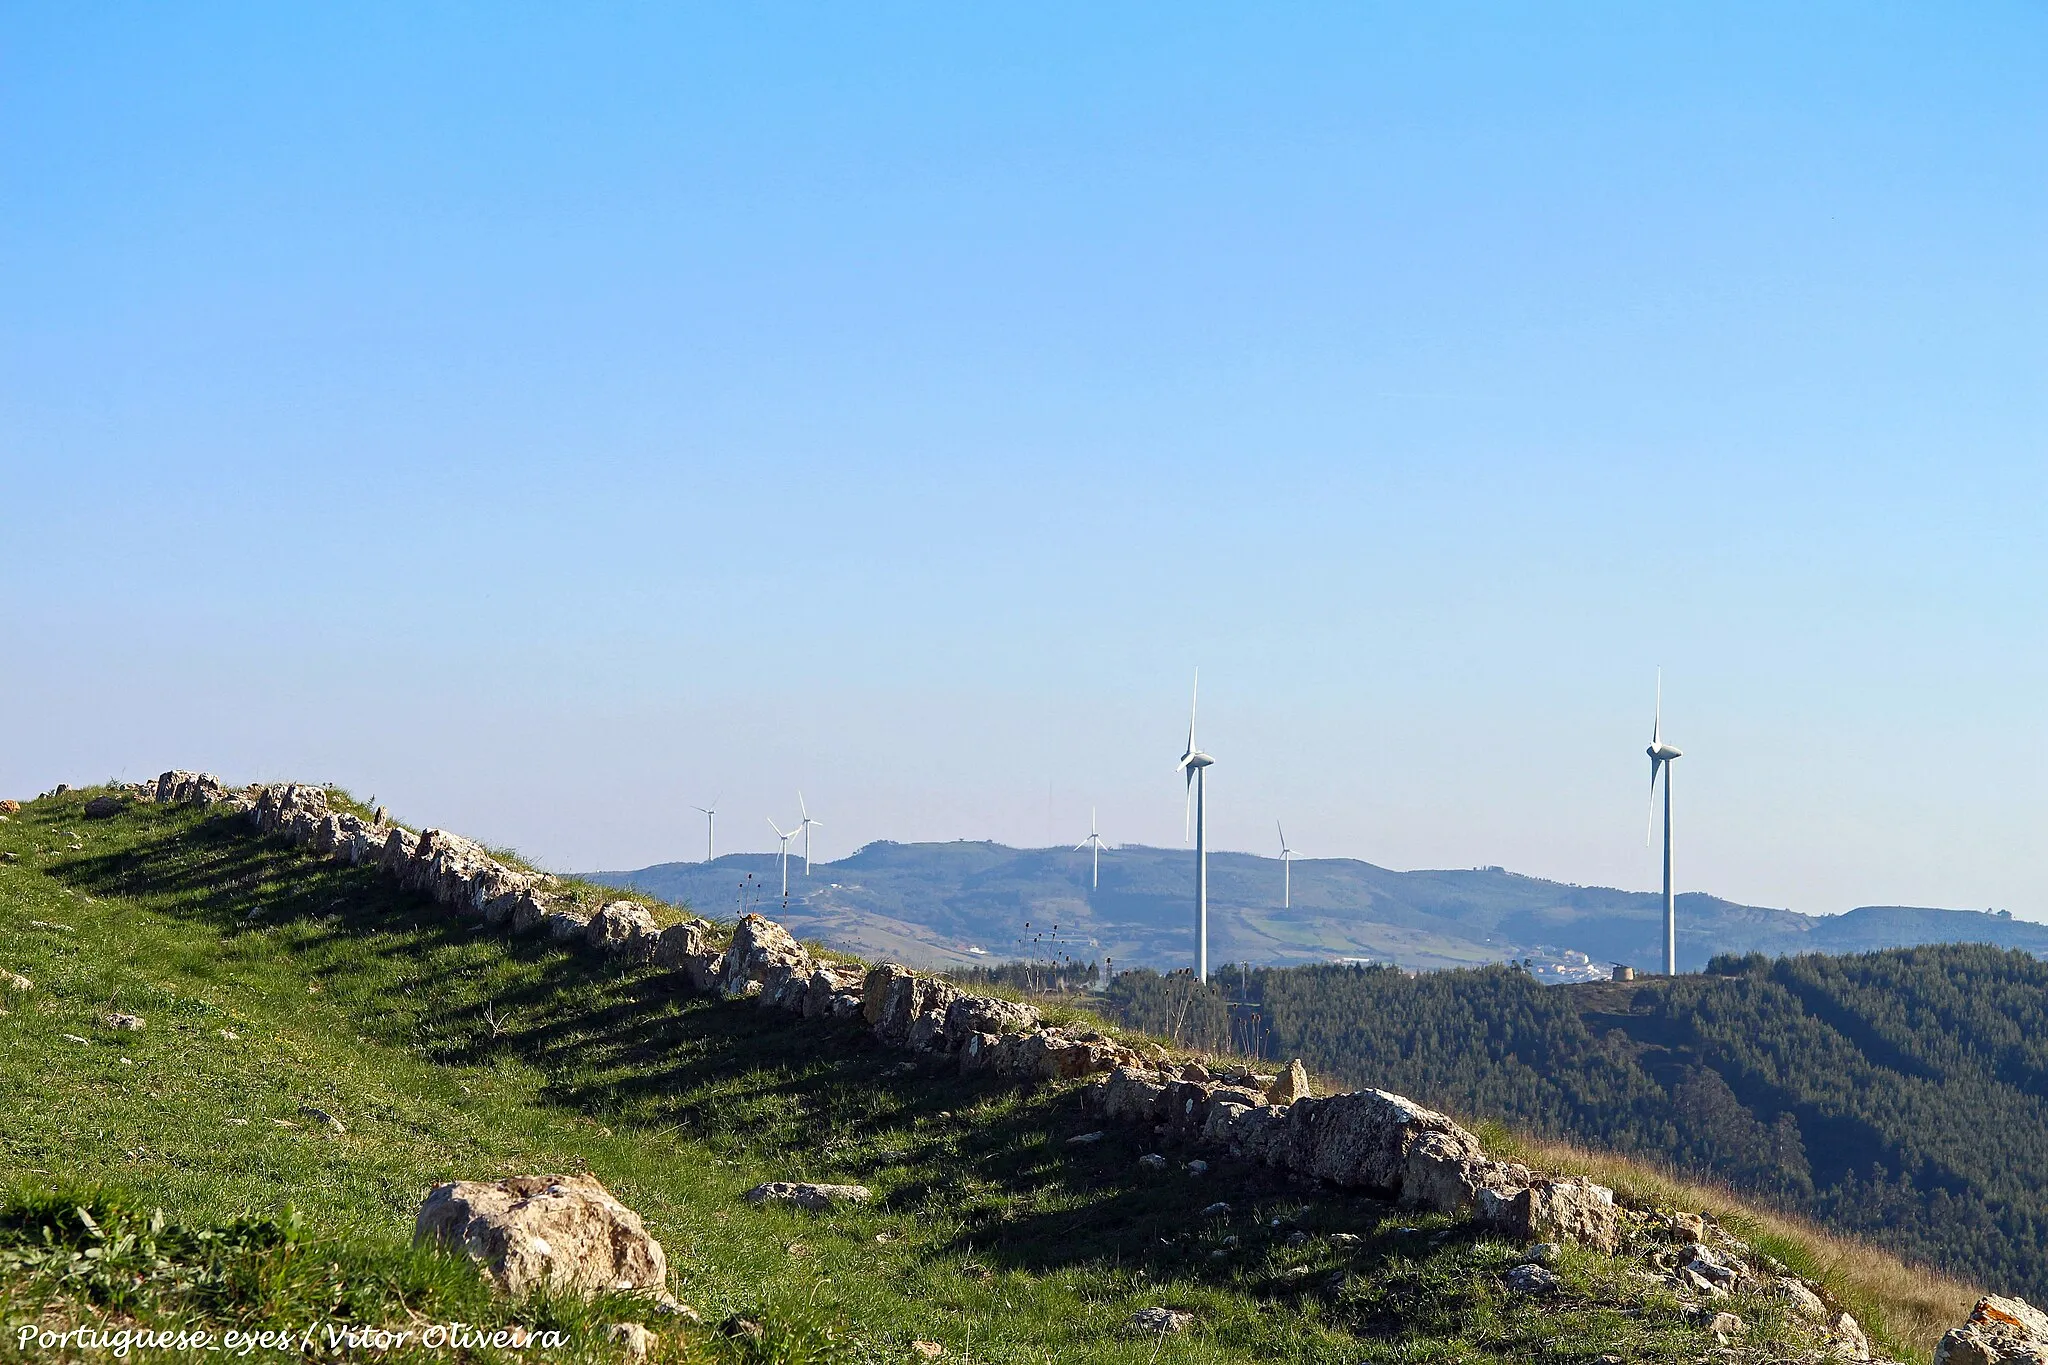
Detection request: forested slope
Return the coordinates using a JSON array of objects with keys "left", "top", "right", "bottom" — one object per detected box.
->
[{"left": 1102, "top": 946, "right": 2048, "bottom": 1297}]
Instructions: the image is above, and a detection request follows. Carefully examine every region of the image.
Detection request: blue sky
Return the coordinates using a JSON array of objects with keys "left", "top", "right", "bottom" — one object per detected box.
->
[{"left": 4, "top": 4, "right": 2043, "bottom": 918}]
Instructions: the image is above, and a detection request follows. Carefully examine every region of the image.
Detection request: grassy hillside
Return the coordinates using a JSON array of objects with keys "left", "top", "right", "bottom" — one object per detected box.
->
[
  {"left": 1103, "top": 951, "right": 2048, "bottom": 1299},
  {"left": 592, "top": 841, "right": 2048, "bottom": 977},
  {"left": 0, "top": 790, "right": 1974, "bottom": 1361}
]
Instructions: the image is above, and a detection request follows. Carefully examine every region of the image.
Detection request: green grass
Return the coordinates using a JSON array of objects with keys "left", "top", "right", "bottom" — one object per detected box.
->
[{"left": 0, "top": 791, "right": 1858, "bottom": 1361}]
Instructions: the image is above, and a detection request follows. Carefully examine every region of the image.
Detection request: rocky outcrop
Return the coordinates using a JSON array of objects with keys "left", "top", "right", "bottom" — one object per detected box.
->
[
  {"left": 1936, "top": 1296, "right": 2048, "bottom": 1365},
  {"left": 414, "top": 1174, "right": 668, "bottom": 1299},
  {"left": 159, "top": 771, "right": 1624, "bottom": 1251}
]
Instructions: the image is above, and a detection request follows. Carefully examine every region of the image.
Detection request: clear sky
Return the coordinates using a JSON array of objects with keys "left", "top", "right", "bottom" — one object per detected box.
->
[{"left": 4, "top": 5, "right": 2043, "bottom": 918}]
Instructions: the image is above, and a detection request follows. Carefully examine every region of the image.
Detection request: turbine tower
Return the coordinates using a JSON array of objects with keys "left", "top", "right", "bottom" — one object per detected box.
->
[
  {"left": 796, "top": 792, "right": 823, "bottom": 875},
  {"left": 1277, "top": 820, "right": 1296, "bottom": 909},
  {"left": 1074, "top": 807, "right": 1110, "bottom": 889},
  {"left": 693, "top": 798, "right": 719, "bottom": 862},
  {"left": 1176, "top": 671, "right": 1216, "bottom": 982},
  {"left": 1645, "top": 671, "right": 1684, "bottom": 975},
  {"left": 766, "top": 816, "right": 798, "bottom": 897}
]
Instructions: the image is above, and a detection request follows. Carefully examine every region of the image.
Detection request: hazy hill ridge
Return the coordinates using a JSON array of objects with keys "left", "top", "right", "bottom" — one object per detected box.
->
[{"left": 589, "top": 841, "right": 2046, "bottom": 975}]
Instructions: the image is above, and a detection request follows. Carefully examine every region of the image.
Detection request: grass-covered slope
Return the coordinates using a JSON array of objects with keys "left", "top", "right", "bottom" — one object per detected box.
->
[{"left": 0, "top": 790, "right": 1970, "bottom": 1361}]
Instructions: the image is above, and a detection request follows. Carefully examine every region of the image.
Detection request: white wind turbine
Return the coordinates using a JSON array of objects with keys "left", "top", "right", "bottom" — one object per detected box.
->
[
  {"left": 1277, "top": 820, "right": 1297, "bottom": 909},
  {"left": 797, "top": 791, "right": 823, "bottom": 875},
  {"left": 1176, "top": 671, "right": 1216, "bottom": 983},
  {"left": 766, "top": 816, "right": 798, "bottom": 897},
  {"left": 1074, "top": 807, "right": 1110, "bottom": 889},
  {"left": 693, "top": 797, "right": 719, "bottom": 862},
  {"left": 1645, "top": 670, "right": 1684, "bottom": 976}
]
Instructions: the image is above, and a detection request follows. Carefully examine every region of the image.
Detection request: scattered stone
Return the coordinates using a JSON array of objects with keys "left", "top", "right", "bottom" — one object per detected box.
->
[
  {"left": 1479, "top": 1177, "right": 1618, "bottom": 1253},
  {"left": 1129, "top": 1307, "right": 1194, "bottom": 1335},
  {"left": 1285, "top": 1230, "right": 1310, "bottom": 1247},
  {"left": 652, "top": 1296, "right": 701, "bottom": 1323},
  {"left": 104, "top": 1013, "right": 144, "bottom": 1031},
  {"left": 910, "top": 1341, "right": 944, "bottom": 1359},
  {"left": 2, "top": 971, "right": 31, "bottom": 991},
  {"left": 719, "top": 1316, "right": 764, "bottom": 1343},
  {"left": 743, "top": 1181, "right": 872, "bottom": 1211},
  {"left": 1138, "top": 1153, "right": 1167, "bottom": 1171},
  {"left": 1200, "top": 1202, "right": 1232, "bottom": 1218},
  {"left": 414, "top": 1174, "right": 668, "bottom": 1298},
  {"left": 1328, "top": 1233, "right": 1362, "bottom": 1247},
  {"left": 1935, "top": 1294, "right": 2048, "bottom": 1365},
  {"left": 1775, "top": 1276, "right": 1828, "bottom": 1323},
  {"left": 1065, "top": 1130, "right": 1106, "bottom": 1145},
  {"left": 226, "top": 1118, "right": 249, "bottom": 1125},
  {"left": 218, "top": 1029, "right": 240, "bottom": 1041},
  {"left": 1266, "top": 1059, "right": 1313, "bottom": 1105},
  {"left": 61, "top": 1033, "right": 89, "bottom": 1045},
  {"left": 83, "top": 795, "right": 126, "bottom": 819},
  {"left": 298, "top": 1104, "right": 346, "bottom": 1133},
  {"left": 0, "top": 800, "right": 18, "bottom": 813},
  {"left": 1179, "top": 1062, "right": 1211, "bottom": 1083},
  {"left": 272, "top": 1119, "right": 300, "bottom": 1128},
  {"left": 607, "top": 1323, "right": 656, "bottom": 1363},
  {"left": 1520, "top": 1242, "right": 1562, "bottom": 1266},
  {"left": 1662, "top": 1211, "right": 1708, "bottom": 1241},
  {"left": 1709, "top": 1311, "right": 1746, "bottom": 1341},
  {"left": 1503, "top": 1262, "right": 1563, "bottom": 1296},
  {"left": 586, "top": 901, "right": 658, "bottom": 959},
  {"left": 1185, "top": 1160, "right": 1209, "bottom": 1175}
]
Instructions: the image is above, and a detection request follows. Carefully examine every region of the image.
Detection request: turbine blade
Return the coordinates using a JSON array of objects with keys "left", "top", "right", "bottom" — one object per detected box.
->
[
  {"left": 1645, "top": 758, "right": 1662, "bottom": 846},
  {"left": 799, "top": 791, "right": 808, "bottom": 819}
]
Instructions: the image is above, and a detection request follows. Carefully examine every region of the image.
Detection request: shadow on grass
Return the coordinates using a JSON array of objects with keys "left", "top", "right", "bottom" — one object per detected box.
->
[{"left": 49, "top": 805, "right": 1400, "bottom": 1286}]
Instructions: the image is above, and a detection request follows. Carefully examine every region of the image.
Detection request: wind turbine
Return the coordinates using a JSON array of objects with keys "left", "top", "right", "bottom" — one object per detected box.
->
[
  {"left": 796, "top": 791, "right": 822, "bottom": 875},
  {"left": 693, "top": 798, "right": 719, "bottom": 862},
  {"left": 1277, "top": 820, "right": 1297, "bottom": 909},
  {"left": 1074, "top": 807, "right": 1110, "bottom": 889},
  {"left": 1176, "top": 671, "right": 1216, "bottom": 982},
  {"left": 1645, "top": 670, "right": 1684, "bottom": 976},
  {"left": 766, "top": 816, "right": 798, "bottom": 897}
]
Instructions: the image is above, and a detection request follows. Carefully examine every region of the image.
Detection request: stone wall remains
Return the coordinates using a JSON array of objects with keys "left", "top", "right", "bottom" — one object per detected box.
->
[{"left": 151, "top": 771, "right": 1615, "bottom": 1248}]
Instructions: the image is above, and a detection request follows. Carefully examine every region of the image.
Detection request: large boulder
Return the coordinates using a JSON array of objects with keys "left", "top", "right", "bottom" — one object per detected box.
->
[
  {"left": 653, "top": 919, "right": 725, "bottom": 991},
  {"left": 1236, "top": 1088, "right": 1501, "bottom": 1213},
  {"left": 588, "top": 901, "right": 658, "bottom": 960},
  {"left": 943, "top": 995, "right": 1041, "bottom": 1047},
  {"left": 1478, "top": 1176, "right": 1619, "bottom": 1253},
  {"left": 1094, "top": 1067, "right": 1170, "bottom": 1125},
  {"left": 718, "top": 914, "right": 812, "bottom": 1001},
  {"left": 414, "top": 1174, "right": 667, "bottom": 1299},
  {"left": 1936, "top": 1296, "right": 2048, "bottom": 1365}
]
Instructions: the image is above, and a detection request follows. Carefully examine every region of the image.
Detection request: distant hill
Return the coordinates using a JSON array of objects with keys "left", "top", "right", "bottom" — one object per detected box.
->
[
  {"left": 586, "top": 841, "right": 2047, "bottom": 975},
  {"left": 1101, "top": 944, "right": 2048, "bottom": 1300}
]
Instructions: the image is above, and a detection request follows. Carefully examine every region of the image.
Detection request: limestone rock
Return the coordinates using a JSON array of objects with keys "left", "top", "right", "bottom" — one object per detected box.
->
[
  {"left": 2, "top": 970, "right": 31, "bottom": 992},
  {"left": 542, "top": 910, "right": 592, "bottom": 942},
  {"left": 1478, "top": 1176, "right": 1619, "bottom": 1253},
  {"left": 1831, "top": 1311, "right": 1872, "bottom": 1362},
  {"left": 652, "top": 919, "right": 724, "bottom": 991},
  {"left": 742, "top": 1181, "right": 871, "bottom": 1211},
  {"left": 587, "top": 902, "right": 658, "bottom": 959},
  {"left": 720, "top": 914, "right": 812, "bottom": 1001},
  {"left": 1129, "top": 1308, "right": 1193, "bottom": 1335},
  {"left": 103, "top": 1012, "right": 145, "bottom": 1031},
  {"left": 1503, "top": 1262, "right": 1563, "bottom": 1295},
  {"left": 943, "top": 994, "right": 1040, "bottom": 1045},
  {"left": 83, "top": 795, "right": 125, "bottom": 819},
  {"left": 607, "top": 1323, "right": 656, "bottom": 1363},
  {"left": 1266, "top": 1059, "right": 1312, "bottom": 1104},
  {"left": 1775, "top": 1276, "right": 1828, "bottom": 1323},
  {"left": 1935, "top": 1296, "right": 2048, "bottom": 1365},
  {"left": 414, "top": 1174, "right": 668, "bottom": 1299}
]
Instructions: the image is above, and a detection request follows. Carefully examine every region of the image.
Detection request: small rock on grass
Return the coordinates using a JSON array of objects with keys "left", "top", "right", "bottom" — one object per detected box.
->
[
  {"left": 1130, "top": 1308, "right": 1194, "bottom": 1335},
  {"left": 911, "top": 1341, "right": 944, "bottom": 1359},
  {"left": 1519, "top": 1242, "right": 1562, "bottom": 1266},
  {"left": 104, "top": 1013, "right": 144, "bottom": 1031},
  {"left": 3, "top": 971, "right": 31, "bottom": 992},
  {"left": 607, "top": 1323, "right": 656, "bottom": 1363},
  {"left": 1503, "top": 1263, "right": 1563, "bottom": 1296},
  {"left": 1065, "top": 1130, "right": 1105, "bottom": 1145},
  {"left": 298, "top": 1104, "right": 346, "bottom": 1133},
  {"left": 1185, "top": 1159, "right": 1209, "bottom": 1175},
  {"left": 1200, "top": 1202, "right": 1231, "bottom": 1218},
  {"left": 60, "top": 1033, "right": 89, "bottom": 1045},
  {"left": 743, "top": 1181, "right": 872, "bottom": 1211},
  {"left": 1138, "top": 1153, "right": 1167, "bottom": 1171}
]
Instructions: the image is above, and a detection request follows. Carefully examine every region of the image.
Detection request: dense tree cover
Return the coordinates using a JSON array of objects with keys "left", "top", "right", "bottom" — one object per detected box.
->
[{"left": 1102, "top": 945, "right": 2048, "bottom": 1295}]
